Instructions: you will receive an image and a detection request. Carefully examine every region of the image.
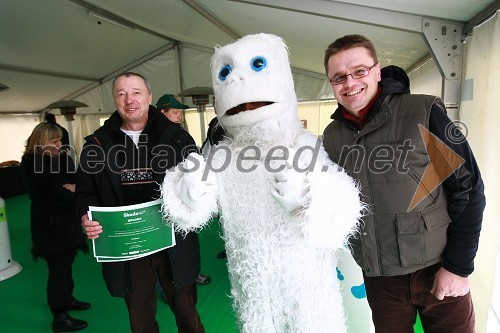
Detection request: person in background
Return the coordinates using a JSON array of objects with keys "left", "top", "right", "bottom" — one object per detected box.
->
[
  {"left": 21, "top": 122, "right": 90, "bottom": 333},
  {"left": 156, "top": 94, "right": 186, "bottom": 125},
  {"left": 77, "top": 72, "right": 205, "bottom": 333},
  {"left": 200, "top": 116, "right": 225, "bottom": 159},
  {"left": 156, "top": 93, "right": 212, "bottom": 285},
  {"left": 201, "top": 115, "right": 227, "bottom": 260},
  {"left": 45, "top": 113, "right": 70, "bottom": 147},
  {"left": 322, "top": 34, "right": 485, "bottom": 332}
]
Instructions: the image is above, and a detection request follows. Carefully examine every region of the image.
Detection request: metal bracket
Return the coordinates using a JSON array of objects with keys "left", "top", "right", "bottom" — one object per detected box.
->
[{"left": 422, "top": 18, "right": 464, "bottom": 117}]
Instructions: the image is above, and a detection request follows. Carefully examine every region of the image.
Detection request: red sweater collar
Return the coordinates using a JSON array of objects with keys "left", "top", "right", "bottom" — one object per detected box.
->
[{"left": 342, "top": 86, "right": 382, "bottom": 129}]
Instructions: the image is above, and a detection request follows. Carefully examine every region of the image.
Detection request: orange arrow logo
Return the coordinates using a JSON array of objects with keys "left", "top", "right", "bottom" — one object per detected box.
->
[{"left": 408, "top": 124, "right": 465, "bottom": 211}]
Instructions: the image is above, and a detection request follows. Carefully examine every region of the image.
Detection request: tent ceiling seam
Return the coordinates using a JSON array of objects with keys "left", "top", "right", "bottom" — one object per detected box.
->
[
  {"left": 62, "top": 42, "right": 177, "bottom": 101},
  {"left": 0, "top": 64, "right": 98, "bottom": 81},
  {"left": 463, "top": 1, "right": 500, "bottom": 36},
  {"left": 182, "top": 0, "right": 240, "bottom": 39},
  {"left": 229, "top": 0, "right": 465, "bottom": 34},
  {"left": 68, "top": 0, "right": 178, "bottom": 42}
]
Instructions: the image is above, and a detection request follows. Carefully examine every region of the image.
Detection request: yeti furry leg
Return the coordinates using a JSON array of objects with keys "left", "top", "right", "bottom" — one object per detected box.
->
[
  {"left": 279, "top": 247, "right": 347, "bottom": 333},
  {"left": 226, "top": 254, "right": 278, "bottom": 333}
]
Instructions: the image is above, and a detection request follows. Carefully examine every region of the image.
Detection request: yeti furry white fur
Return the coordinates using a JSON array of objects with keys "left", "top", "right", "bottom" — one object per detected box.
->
[{"left": 161, "top": 33, "right": 364, "bottom": 333}]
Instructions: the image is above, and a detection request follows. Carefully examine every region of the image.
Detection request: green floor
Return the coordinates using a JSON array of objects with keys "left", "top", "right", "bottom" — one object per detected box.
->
[
  {"left": 1, "top": 194, "right": 423, "bottom": 332},
  {"left": 1, "top": 194, "right": 238, "bottom": 333}
]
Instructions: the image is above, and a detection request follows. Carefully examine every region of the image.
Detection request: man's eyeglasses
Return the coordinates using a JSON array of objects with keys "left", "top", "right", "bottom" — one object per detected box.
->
[{"left": 330, "top": 63, "right": 378, "bottom": 85}]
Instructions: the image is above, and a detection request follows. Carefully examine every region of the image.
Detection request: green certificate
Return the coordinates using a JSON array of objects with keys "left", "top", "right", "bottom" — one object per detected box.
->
[{"left": 88, "top": 199, "right": 175, "bottom": 262}]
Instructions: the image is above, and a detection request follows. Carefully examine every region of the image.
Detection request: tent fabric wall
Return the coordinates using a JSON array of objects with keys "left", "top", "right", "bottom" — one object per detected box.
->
[
  {"left": 70, "top": 114, "right": 102, "bottom": 163},
  {"left": 407, "top": 58, "right": 443, "bottom": 98},
  {"left": 0, "top": 116, "right": 40, "bottom": 161},
  {"left": 74, "top": 41, "right": 332, "bottom": 118},
  {"left": 460, "top": 11, "right": 500, "bottom": 333},
  {"left": 183, "top": 107, "right": 216, "bottom": 146}
]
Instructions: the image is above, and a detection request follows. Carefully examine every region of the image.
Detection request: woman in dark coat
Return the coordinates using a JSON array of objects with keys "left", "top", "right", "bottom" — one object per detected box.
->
[{"left": 21, "top": 122, "right": 90, "bottom": 332}]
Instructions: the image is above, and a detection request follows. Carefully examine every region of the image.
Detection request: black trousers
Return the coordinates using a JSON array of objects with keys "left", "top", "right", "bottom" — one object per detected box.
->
[
  {"left": 364, "top": 263, "right": 475, "bottom": 333},
  {"left": 44, "top": 250, "right": 76, "bottom": 315},
  {"left": 124, "top": 252, "right": 204, "bottom": 333}
]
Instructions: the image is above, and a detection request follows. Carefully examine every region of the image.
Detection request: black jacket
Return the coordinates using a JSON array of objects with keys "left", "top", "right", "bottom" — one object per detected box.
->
[
  {"left": 76, "top": 106, "right": 201, "bottom": 296},
  {"left": 21, "top": 152, "right": 88, "bottom": 258}
]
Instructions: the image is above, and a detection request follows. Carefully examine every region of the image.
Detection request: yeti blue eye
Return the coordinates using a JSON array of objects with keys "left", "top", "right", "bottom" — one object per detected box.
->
[
  {"left": 218, "top": 65, "right": 232, "bottom": 81},
  {"left": 250, "top": 56, "right": 267, "bottom": 72}
]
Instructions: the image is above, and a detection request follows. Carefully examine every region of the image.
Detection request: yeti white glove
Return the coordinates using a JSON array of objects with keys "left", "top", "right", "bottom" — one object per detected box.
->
[
  {"left": 176, "top": 153, "right": 218, "bottom": 211},
  {"left": 271, "top": 149, "right": 309, "bottom": 213}
]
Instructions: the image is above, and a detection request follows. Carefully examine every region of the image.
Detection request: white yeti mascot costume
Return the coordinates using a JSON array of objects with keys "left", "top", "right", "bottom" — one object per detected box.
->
[{"left": 161, "top": 33, "right": 364, "bottom": 333}]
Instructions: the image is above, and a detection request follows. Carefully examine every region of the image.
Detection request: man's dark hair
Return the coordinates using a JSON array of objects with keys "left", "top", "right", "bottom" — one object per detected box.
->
[
  {"left": 44, "top": 113, "right": 56, "bottom": 123},
  {"left": 324, "top": 34, "right": 378, "bottom": 75}
]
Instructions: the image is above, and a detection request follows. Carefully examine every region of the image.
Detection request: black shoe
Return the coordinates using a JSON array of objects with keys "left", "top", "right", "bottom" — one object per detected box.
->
[
  {"left": 66, "top": 297, "right": 91, "bottom": 311},
  {"left": 216, "top": 250, "right": 227, "bottom": 259},
  {"left": 52, "top": 312, "right": 88, "bottom": 332},
  {"left": 195, "top": 274, "right": 211, "bottom": 285}
]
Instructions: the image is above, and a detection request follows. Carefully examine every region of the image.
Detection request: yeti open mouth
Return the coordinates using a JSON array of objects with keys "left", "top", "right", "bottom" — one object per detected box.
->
[{"left": 226, "top": 101, "right": 274, "bottom": 116}]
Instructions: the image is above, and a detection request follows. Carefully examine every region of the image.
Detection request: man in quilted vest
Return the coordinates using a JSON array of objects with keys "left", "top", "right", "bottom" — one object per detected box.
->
[{"left": 323, "top": 34, "right": 485, "bottom": 332}]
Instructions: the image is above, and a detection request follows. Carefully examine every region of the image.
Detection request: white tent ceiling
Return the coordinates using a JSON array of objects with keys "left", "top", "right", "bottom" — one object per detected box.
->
[{"left": 1, "top": 0, "right": 498, "bottom": 114}]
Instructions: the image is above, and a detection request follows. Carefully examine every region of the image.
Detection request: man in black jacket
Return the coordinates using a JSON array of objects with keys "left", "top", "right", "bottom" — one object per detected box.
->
[
  {"left": 45, "top": 112, "right": 70, "bottom": 147},
  {"left": 77, "top": 72, "right": 204, "bottom": 333},
  {"left": 323, "top": 35, "right": 485, "bottom": 332}
]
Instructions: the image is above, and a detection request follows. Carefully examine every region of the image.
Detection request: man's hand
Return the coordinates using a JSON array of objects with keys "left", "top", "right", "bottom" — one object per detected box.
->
[
  {"left": 63, "top": 183, "right": 76, "bottom": 192},
  {"left": 81, "top": 213, "right": 102, "bottom": 240},
  {"left": 431, "top": 267, "right": 470, "bottom": 300}
]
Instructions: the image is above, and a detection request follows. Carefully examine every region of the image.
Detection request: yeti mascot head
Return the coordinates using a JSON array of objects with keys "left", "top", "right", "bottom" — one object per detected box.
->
[{"left": 210, "top": 33, "right": 302, "bottom": 146}]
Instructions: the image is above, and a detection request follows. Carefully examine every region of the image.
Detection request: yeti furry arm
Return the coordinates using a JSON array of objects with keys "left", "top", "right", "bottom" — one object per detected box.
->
[
  {"left": 295, "top": 131, "right": 364, "bottom": 249},
  {"left": 161, "top": 153, "right": 218, "bottom": 235}
]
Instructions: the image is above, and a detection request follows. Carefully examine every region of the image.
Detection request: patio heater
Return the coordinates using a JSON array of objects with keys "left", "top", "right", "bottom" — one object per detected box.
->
[
  {"left": 0, "top": 197, "right": 23, "bottom": 281},
  {"left": 178, "top": 86, "right": 213, "bottom": 142},
  {"left": 46, "top": 100, "right": 89, "bottom": 160},
  {"left": 0, "top": 83, "right": 9, "bottom": 92},
  {"left": 46, "top": 100, "right": 89, "bottom": 122}
]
